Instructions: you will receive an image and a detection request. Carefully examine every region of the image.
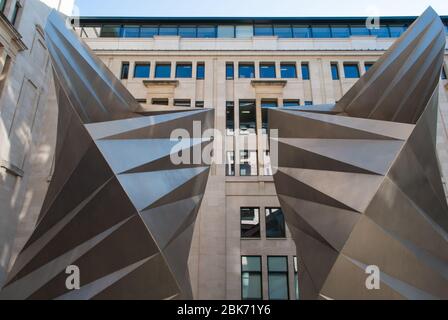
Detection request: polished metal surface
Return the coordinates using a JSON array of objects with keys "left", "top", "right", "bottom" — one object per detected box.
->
[
  {"left": 0, "top": 11, "right": 213, "bottom": 300},
  {"left": 270, "top": 7, "right": 448, "bottom": 300}
]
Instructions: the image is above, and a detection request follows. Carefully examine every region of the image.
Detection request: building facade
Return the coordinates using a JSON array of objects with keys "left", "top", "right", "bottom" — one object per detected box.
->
[{"left": 73, "top": 18, "right": 448, "bottom": 300}]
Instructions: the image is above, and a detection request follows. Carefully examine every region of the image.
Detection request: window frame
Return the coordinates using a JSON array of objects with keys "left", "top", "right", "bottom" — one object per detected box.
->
[
  {"left": 259, "top": 62, "right": 276, "bottom": 79},
  {"left": 240, "top": 207, "right": 261, "bottom": 239},
  {"left": 241, "top": 256, "right": 263, "bottom": 301},
  {"left": 175, "top": 63, "right": 193, "bottom": 78},
  {"left": 133, "top": 63, "right": 150, "bottom": 78},
  {"left": 301, "top": 63, "right": 310, "bottom": 80},
  {"left": 331, "top": 63, "right": 340, "bottom": 80},
  {"left": 267, "top": 256, "right": 290, "bottom": 300},
  {"left": 120, "top": 62, "right": 130, "bottom": 80},
  {"left": 196, "top": 62, "right": 205, "bottom": 80},
  {"left": 155, "top": 63, "right": 172, "bottom": 78},
  {"left": 265, "top": 208, "right": 286, "bottom": 238},
  {"left": 280, "top": 63, "right": 297, "bottom": 79},
  {"left": 343, "top": 63, "right": 361, "bottom": 79},
  {"left": 238, "top": 63, "right": 255, "bottom": 79},
  {"left": 226, "top": 63, "right": 235, "bottom": 80}
]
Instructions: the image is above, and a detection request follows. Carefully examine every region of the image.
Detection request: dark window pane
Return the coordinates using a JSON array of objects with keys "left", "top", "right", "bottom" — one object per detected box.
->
[
  {"left": 442, "top": 67, "right": 447, "bottom": 80},
  {"left": 261, "top": 100, "right": 278, "bottom": 133},
  {"left": 152, "top": 98, "right": 169, "bottom": 106},
  {"left": 311, "top": 25, "right": 331, "bottom": 38},
  {"left": 331, "top": 25, "right": 350, "bottom": 38},
  {"left": 304, "top": 101, "right": 313, "bottom": 106},
  {"left": 140, "top": 26, "right": 158, "bottom": 37},
  {"left": 0, "top": 0, "right": 6, "bottom": 12},
  {"left": 389, "top": 25, "right": 406, "bottom": 37},
  {"left": 101, "top": 25, "right": 121, "bottom": 37},
  {"left": 239, "top": 100, "right": 256, "bottom": 134},
  {"left": 226, "top": 101, "right": 235, "bottom": 135},
  {"left": 197, "top": 25, "right": 216, "bottom": 38},
  {"left": 195, "top": 101, "right": 204, "bottom": 108},
  {"left": 293, "top": 25, "right": 311, "bottom": 38},
  {"left": 178, "top": 26, "right": 197, "bottom": 37},
  {"left": 11, "top": 2, "right": 21, "bottom": 26},
  {"left": 218, "top": 25, "right": 235, "bottom": 38},
  {"left": 159, "top": 25, "right": 178, "bottom": 36},
  {"left": 254, "top": 24, "right": 273, "bottom": 36},
  {"left": 239, "top": 63, "right": 255, "bottom": 79},
  {"left": 226, "top": 63, "right": 234, "bottom": 80},
  {"left": 294, "top": 257, "right": 299, "bottom": 300},
  {"left": 134, "top": 63, "right": 150, "bottom": 78},
  {"left": 121, "top": 25, "right": 140, "bottom": 38},
  {"left": 260, "top": 63, "right": 276, "bottom": 78},
  {"left": 331, "top": 63, "right": 340, "bottom": 80},
  {"left": 176, "top": 64, "right": 192, "bottom": 78},
  {"left": 226, "top": 151, "right": 235, "bottom": 176},
  {"left": 281, "top": 64, "right": 297, "bottom": 78},
  {"left": 197, "top": 63, "right": 205, "bottom": 79},
  {"left": 155, "top": 64, "right": 171, "bottom": 78},
  {"left": 301, "top": 63, "right": 310, "bottom": 80},
  {"left": 266, "top": 208, "right": 286, "bottom": 238},
  {"left": 268, "top": 257, "right": 289, "bottom": 300},
  {"left": 174, "top": 99, "right": 191, "bottom": 107},
  {"left": 242, "top": 256, "right": 262, "bottom": 272},
  {"left": 370, "top": 26, "right": 390, "bottom": 38},
  {"left": 120, "top": 62, "right": 129, "bottom": 79},
  {"left": 344, "top": 63, "right": 360, "bottom": 78},
  {"left": 241, "top": 256, "right": 262, "bottom": 300},
  {"left": 240, "top": 151, "right": 258, "bottom": 176},
  {"left": 365, "top": 62, "right": 374, "bottom": 72},
  {"left": 241, "top": 208, "right": 260, "bottom": 238},
  {"left": 350, "top": 25, "right": 370, "bottom": 36},
  {"left": 283, "top": 100, "right": 300, "bottom": 107},
  {"left": 274, "top": 25, "right": 293, "bottom": 38}
]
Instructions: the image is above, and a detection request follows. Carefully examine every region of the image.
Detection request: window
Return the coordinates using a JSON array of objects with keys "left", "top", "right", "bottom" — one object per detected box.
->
[
  {"left": 301, "top": 63, "right": 310, "bottom": 80},
  {"left": 120, "top": 62, "right": 129, "bottom": 79},
  {"left": 140, "top": 26, "right": 158, "bottom": 37},
  {"left": 241, "top": 208, "right": 260, "bottom": 238},
  {"left": 195, "top": 101, "right": 204, "bottom": 108},
  {"left": 0, "top": 0, "right": 7, "bottom": 12},
  {"left": 331, "top": 63, "right": 340, "bottom": 80},
  {"left": 370, "top": 26, "right": 390, "bottom": 38},
  {"left": 239, "top": 100, "right": 256, "bottom": 134},
  {"left": 134, "top": 63, "right": 150, "bottom": 78},
  {"left": 274, "top": 25, "right": 293, "bottom": 38},
  {"left": 292, "top": 25, "right": 311, "bottom": 38},
  {"left": 174, "top": 99, "right": 191, "bottom": 107},
  {"left": 240, "top": 151, "right": 258, "bottom": 176},
  {"left": 178, "top": 25, "right": 197, "bottom": 37},
  {"left": 263, "top": 151, "right": 273, "bottom": 176},
  {"left": 261, "top": 100, "right": 278, "bottom": 133},
  {"left": 152, "top": 98, "right": 169, "bottom": 106},
  {"left": 311, "top": 25, "right": 331, "bottom": 38},
  {"left": 280, "top": 63, "right": 297, "bottom": 79},
  {"left": 196, "top": 63, "right": 205, "bottom": 80},
  {"left": 283, "top": 100, "right": 300, "bottom": 107},
  {"left": 294, "top": 257, "right": 299, "bottom": 300},
  {"left": 239, "top": 63, "right": 255, "bottom": 79},
  {"left": 121, "top": 25, "right": 140, "bottom": 38},
  {"left": 365, "top": 62, "right": 374, "bottom": 72},
  {"left": 159, "top": 25, "right": 178, "bottom": 36},
  {"left": 11, "top": 1, "right": 22, "bottom": 26},
  {"left": 266, "top": 208, "right": 286, "bottom": 238},
  {"left": 441, "top": 66, "right": 447, "bottom": 80},
  {"left": 304, "top": 101, "right": 313, "bottom": 106},
  {"left": 254, "top": 24, "right": 273, "bottom": 36},
  {"left": 260, "top": 63, "right": 276, "bottom": 78},
  {"left": 226, "top": 63, "right": 234, "bottom": 80},
  {"left": 197, "top": 25, "right": 216, "bottom": 38},
  {"left": 101, "top": 25, "right": 121, "bottom": 37},
  {"left": 344, "top": 63, "right": 360, "bottom": 78},
  {"left": 226, "top": 151, "right": 235, "bottom": 176},
  {"left": 389, "top": 25, "right": 407, "bottom": 37},
  {"left": 218, "top": 25, "right": 235, "bottom": 38},
  {"left": 0, "top": 54, "right": 11, "bottom": 98},
  {"left": 241, "top": 256, "right": 262, "bottom": 300},
  {"left": 226, "top": 101, "right": 235, "bottom": 135},
  {"left": 268, "top": 256, "right": 289, "bottom": 300},
  {"left": 331, "top": 25, "right": 350, "bottom": 38},
  {"left": 176, "top": 63, "right": 192, "bottom": 78},
  {"left": 155, "top": 63, "right": 171, "bottom": 78},
  {"left": 136, "top": 99, "right": 147, "bottom": 104},
  {"left": 350, "top": 25, "right": 370, "bottom": 36},
  {"left": 236, "top": 25, "right": 254, "bottom": 38}
]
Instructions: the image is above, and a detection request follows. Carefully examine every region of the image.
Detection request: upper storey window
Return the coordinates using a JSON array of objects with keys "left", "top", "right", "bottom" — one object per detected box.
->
[
  {"left": 178, "top": 26, "right": 197, "bottom": 37},
  {"left": 134, "top": 63, "right": 150, "bottom": 78},
  {"left": 274, "top": 25, "right": 293, "bottom": 38},
  {"left": 344, "top": 63, "right": 360, "bottom": 78},
  {"left": 176, "top": 63, "right": 193, "bottom": 78},
  {"left": 159, "top": 25, "right": 178, "bottom": 36},
  {"left": 254, "top": 24, "right": 273, "bottom": 36},
  {"left": 239, "top": 63, "right": 255, "bottom": 79},
  {"left": 311, "top": 25, "right": 331, "bottom": 38},
  {"left": 197, "top": 25, "right": 216, "bottom": 38}
]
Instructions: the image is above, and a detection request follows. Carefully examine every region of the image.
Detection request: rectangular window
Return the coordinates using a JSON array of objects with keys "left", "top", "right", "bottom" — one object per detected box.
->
[
  {"left": 120, "top": 62, "right": 129, "bottom": 79},
  {"left": 240, "top": 151, "right": 258, "bottom": 176},
  {"left": 239, "top": 63, "right": 255, "bottom": 79},
  {"left": 350, "top": 25, "right": 370, "bottom": 36},
  {"left": 134, "top": 63, "right": 150, "bottom": 78},
  {"left": 136, "top": 99, "right": 147, "bottom": 104},
  {"left": 196, "top": 63, "right": 205, "bottom": 80},
  {"left": 195, "top": 101, "right": 204, "bottom": 108},
  {"left": 294, "top": 256, "right": 299, "bottom": 300},
  {"left": 311, "top": 25, "right": 331, "bottom": 38},
  {"left": 176, "top": 63, "right": 193, "bottom": 78},
  {"left": 266, "top": 208, "right": 286, "bottom": 238},
  {"left": 263, "top": 151, "right": 273, "bottom": 176},
  {"left": 226, "top": 151, "right": 235, "bottom": 176},
  {"left": 11, "top": 2, "right": 21, "bottom": 26},
  {"left": 365, "top": 62, "right": 374, "bottom": 72},
  {"left": 331, "top": 25, "right": 350, "bottom": 38},
  {"left": 292, "top": 25, "right": 311, "bottom": 38},
  {"left": 268, "top": 256, "right": 289, "bottom": 300},
  {"left": 174, "top": 99, "right": 191, "bottom": 107},
  {"left": 159, "top": 25, "right": 178, "bottom": 36},
  {"left": 301, "top": 63, "right": 310, "bottom": 80},
  {"left": 441, "top": 66, "right": 447, "bottom": 80},
  {"left": 344, "top": 63, "right": 360, "bottom": 78},
  {"left": 155, "top": 63, "right": 171, "bottom": 78},
  {"left": 260, "top": 63, "right": 276, "bottom": 78},
  {"left": 226, "top": 63, "right": 234, "bottom": 80},
  {"left": 121, "top": 25, "right": 140, "bottom": 38},
  {"left": 140, "top": 26, "right": 158, "bottom": 37},
  {"left": 0, "top": 54, "right": 11, "bottom": 98},
  {"left": 0, "top": 0, "right": 6, "bottom": 12},
  {"left": 197, "top": 25, "right": 216, "bottom": 38},
  {"left": 241, "top": 208, "right": 260, "bottom": 238},
  {"left": 389, "top": 25, "right": 407, "bottom": 37},
  {"left": 239, "top": 100, "right": 256, "bottom": 134},
  {"left": 236, "top": 25, "right": 254, "bottom": 38},
  {"left": 274, "top": 25, "right": 293, "bottom": 38},
  {"left": 226, "top": 101, "right": 235, "bottom": 135},
  {"left": 280, "top": 63, "right": 297, "bottom": 78},
  {"left": 241, "top": 256, "right": 262, "bottom": 300},
  {"left": 101, "top": 25, "right": 121, "bottom": 37},
  {"left": 331, "top": 63, "right": 340, "bottom": 80},
  {"left": 304, "top": 101, "right": 313, "bottom": 106},
  {"left": 218, "top": 25, "right": 235, "bottom": 38},
  {"left": 283, "top": 100, "right": 300, "bottom": 107},
  {"left": 254, "top": 24, "right": 273, "bottom": 36},
  {"left": 261, "top": 100, "right": 278, "bottom": 133},
  {"left": 151, "top": 98, "right": 169, "bottom": 106},
  {"left": 178, "top": 25, "right": 197, "bottom": 38}
]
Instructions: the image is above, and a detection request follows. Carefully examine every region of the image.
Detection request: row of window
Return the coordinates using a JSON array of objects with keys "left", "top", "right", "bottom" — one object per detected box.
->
[
  {"left": 98, "top": 22, "right": 448, "bottom": 39},
  {"left": 226, "top": 62, "right": 309, "bottom": 80},
  {"left": 242, "top": 256, "right": 298, "bottom": 300},
  {"left": 121, "top": 62, "right": 205, "bottom": 79}
]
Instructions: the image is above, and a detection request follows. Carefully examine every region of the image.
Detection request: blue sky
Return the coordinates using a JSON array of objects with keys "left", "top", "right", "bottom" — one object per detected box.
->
[{"left": 74, "top": 0, "right": 448, "bottom": 17}]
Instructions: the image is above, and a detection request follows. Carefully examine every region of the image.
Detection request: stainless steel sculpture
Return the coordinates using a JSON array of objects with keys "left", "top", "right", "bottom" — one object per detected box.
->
[
  {"left": 270, "top": 7, "right": 448, "bottom": 300},
  {"left": 0, "top": 11, "right": 213, "bottom": 300}
]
